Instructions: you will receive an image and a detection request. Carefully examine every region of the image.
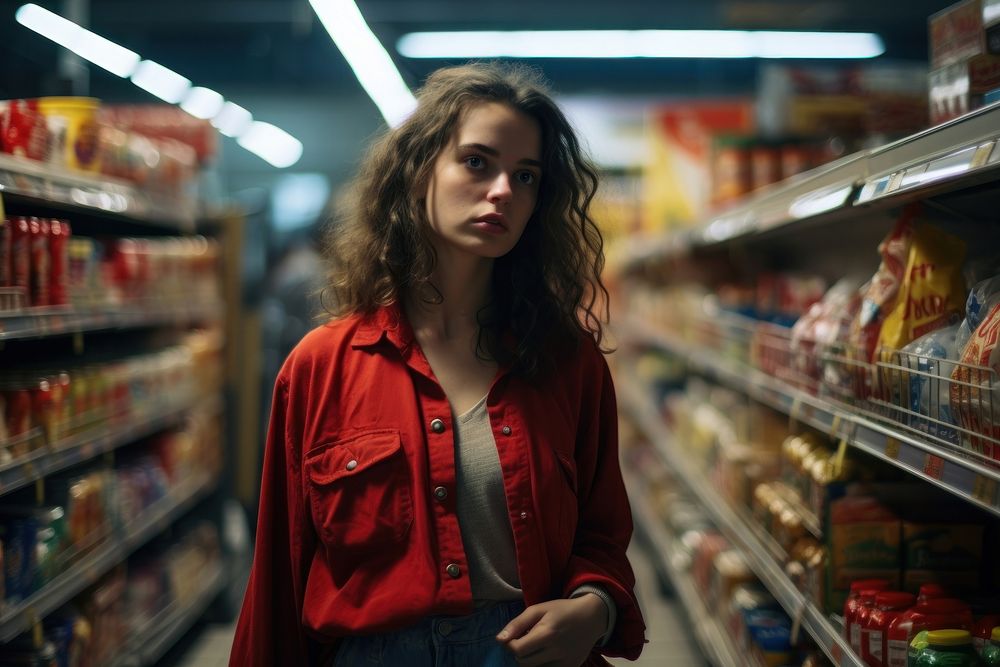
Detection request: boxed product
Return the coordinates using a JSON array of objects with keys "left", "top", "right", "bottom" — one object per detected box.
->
[
  {"left": 827, "top": 494, "right": 902, "bottom": 613},
  {"left": 902, "top": 522, "right": 984, "bottom": 592},
  {"left": 929, "top": 54, "right": 1000, "bottom": 124},
  {"left": 929, "top": 0, "right": 1000, "bottom": 68}
]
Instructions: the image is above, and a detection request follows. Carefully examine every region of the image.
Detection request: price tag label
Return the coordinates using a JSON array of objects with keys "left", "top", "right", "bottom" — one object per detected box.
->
[
  {"left": 972, "top": 475, "right": 999, "bottom": 506},
  {"left": 789, "top": 397, "right": 803, "bottom": 432},
  {"left": 833, "top": 438, "right": 849, "bottom": 476},
  {"left": 829, "top": 414, "right": 843, "bottom": 440},
  {"left": 885, "top": 437, "right": 902, "bottom": 460},
  {"left": 923, "top": 453, "right": 945, "bottom": 480}
]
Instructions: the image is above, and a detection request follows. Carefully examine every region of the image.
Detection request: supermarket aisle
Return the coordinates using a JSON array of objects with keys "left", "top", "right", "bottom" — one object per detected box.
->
[{"left": 167, "top": 541, "right": 705, "bottom": 666}]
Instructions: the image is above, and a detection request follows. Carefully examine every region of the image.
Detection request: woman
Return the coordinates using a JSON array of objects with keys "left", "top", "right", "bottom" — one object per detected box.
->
[{"left": 230, "top": 62, "right": 646, "bottom": 666}]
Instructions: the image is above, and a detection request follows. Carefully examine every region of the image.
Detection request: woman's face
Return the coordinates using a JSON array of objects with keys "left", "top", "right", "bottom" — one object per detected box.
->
[{"left": 423, "top": 101, "right": 542, "bottom": 261}]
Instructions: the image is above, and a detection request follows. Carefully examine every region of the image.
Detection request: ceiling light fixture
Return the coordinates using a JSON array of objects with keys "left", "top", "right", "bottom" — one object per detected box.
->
[
  {"left": 181, "top": 86, "right": 225, "bottom": 120},
  {"left": 14, "top": 3, "right": 302, "bottom": 168},
  {"left": 15, "top": 3, "right": 140, "bottom": 77},
  {"left": 308, "top": 0, "right": 416, "bottom": 127},
  {"left": 211, "top": 101, "right": 254, "bottom": 138},
  {"left": 237, "top": 121, "right": 304, "bottom": 169},
  {"left": 396, "top": 30, "right": 885, "bottom": 60},
  {"left": 130, "top": 60, "right": 192, "bottom": 104}
]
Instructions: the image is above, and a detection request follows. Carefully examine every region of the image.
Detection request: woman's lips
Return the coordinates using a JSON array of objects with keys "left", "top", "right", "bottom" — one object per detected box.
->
[{"left": 471, "top": 214, "right": 508, "bottom": 234}]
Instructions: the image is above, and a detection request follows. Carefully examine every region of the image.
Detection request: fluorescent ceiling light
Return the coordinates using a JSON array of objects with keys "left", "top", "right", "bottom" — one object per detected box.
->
[
  {"left": 181, "top": 86, "right": 225, "bottom": 119},
  {"left": 308, "top": 0, "right": 416, "bottom": 127},
  {"left": 212, "top": 101, "right": 254, "bottom": 138},
  {"left": 397, "top": 30, "right": 885, "bottom": 59},
  {"left": 237, "top": 121, "right": 303, "bottom": 168},
  {"left": 15, "top": 3, "right": 140, "bottom": 77},
  {"left": 131, "top": 60, "right": 191, "bottom": 104}
]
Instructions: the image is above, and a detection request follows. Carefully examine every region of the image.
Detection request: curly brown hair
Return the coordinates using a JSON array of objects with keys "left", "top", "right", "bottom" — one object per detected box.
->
[{"left": 322, "top": 62, "right": 608, "bottom": 376}]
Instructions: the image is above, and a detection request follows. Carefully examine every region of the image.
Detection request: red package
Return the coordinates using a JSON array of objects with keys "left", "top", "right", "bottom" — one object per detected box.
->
[
  {"left": 49, "top": 219, "right": 71, "bottom": 306},
  {"left": 10, "top": 216, "right": 30, "bottom": 296},
  {"left": 28, "top": 217, "right": 50, "bottom": 307},
  {"left": 0, "top": 217, "right": 10, "bottom": 287},
  {"left": 0, "top": 99, "right": 50, "bottom": 161},
  {"left": 950, "top": 300, "right": 1000, "bottom": 459}
]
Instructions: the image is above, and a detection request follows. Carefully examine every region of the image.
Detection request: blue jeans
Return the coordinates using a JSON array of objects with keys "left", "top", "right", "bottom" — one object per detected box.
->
[{"left": 333, "top": 600, "right": 526, "bottom": 666}]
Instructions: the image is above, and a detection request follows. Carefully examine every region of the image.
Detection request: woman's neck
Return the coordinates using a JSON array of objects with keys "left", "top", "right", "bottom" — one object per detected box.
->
[{"left": 405, "top": 252, "right": 493, "bottom": 341}]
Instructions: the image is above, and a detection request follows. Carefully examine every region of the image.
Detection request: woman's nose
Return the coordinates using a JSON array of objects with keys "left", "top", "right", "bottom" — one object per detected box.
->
[{"left": 487, "top": 173, "right": 512, "bottom": 204}]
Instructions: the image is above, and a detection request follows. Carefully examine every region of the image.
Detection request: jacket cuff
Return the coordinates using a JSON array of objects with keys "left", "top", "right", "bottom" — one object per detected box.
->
[{"left": 570, "top": 584, "right": 617, "bottom": 647}]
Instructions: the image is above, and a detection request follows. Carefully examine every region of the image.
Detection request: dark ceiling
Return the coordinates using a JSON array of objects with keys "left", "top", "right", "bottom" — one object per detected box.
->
[{"left": 0, "top": 0, "right": 957, "bottom": 102}]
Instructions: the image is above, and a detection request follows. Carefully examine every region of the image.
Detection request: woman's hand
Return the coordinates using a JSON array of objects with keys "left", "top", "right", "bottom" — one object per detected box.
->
[{"left": 496, "top": 594, "right": 607, "bottom": 666}]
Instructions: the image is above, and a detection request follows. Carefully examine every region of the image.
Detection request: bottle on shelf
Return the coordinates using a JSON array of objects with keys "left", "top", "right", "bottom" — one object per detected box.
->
[
  {"left": 846, "top": 580, "right": 891, "bottom": 651},
  {"left": 862, "top": 591, "right": 917, "bottom": 667},
  {"left": 912, "top": 630, "right": 980, "bottom": 666},
  {"left": 981, "top": 628, "right": 1000, "bottom": 665},
  {"left": 887, "top": 599, "right": 974, "bottom": 667}
]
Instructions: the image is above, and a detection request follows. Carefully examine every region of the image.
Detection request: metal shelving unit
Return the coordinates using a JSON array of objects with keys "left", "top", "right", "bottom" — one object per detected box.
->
[
  {"left": 619, "top": 318, "right": 1000, "bottom": 518},
  {"left": 0, "top": 153, "right": 197, "bottom": 231},
  {"left": 625, "top": 101, "right": 1000, "bottom": 260},
  {"left": 108, "top": 562, "right": 226, "bottom": 667},
  {"left": 624, "top": 468, "right": 742, "bottom": 667},
  {"left": 0, "top": 395, "right": 221, "bottom": 496},
  {"left": 0, "top": 149, "right": 233, "bottom": 659},
  {"left": 0, "top": 472, "right": 217, "bottom": 643},
  {"left": 0, "top": 301, "right": 224, "bottom": 341},
  {"left": 617, "top": 376, "right": 863, "bottom": 667}
]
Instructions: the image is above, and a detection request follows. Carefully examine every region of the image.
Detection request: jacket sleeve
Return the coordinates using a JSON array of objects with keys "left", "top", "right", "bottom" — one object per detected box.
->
[
  {"left": 562, "top": 351, "right": 647, "bottom": 661},
  {"left": 230, "top": 376, "right": 316, "bottom": 665}
]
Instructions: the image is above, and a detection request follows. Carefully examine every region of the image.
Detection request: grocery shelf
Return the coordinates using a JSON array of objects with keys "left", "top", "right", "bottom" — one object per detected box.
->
[
  {"left": 108, "top": 563, "right": 227, "bottom": 667},
  {"left": 618, "top": 374, "right": 865, "bottom": 667},
  {"left": 0, "top": 471, "right": 217, "bottom": 643},
  {"left": 0, "top": 394, "right": 222, "bottom": 497},
  {"left": 619, "top": 318, "right": 1000, "bottom": 519},
  {"left": 0, "top": 301, "right": 224, "bottom": 342},
  {"left": 0, "top": 153, "right": 197, "bottom": 231},
  {"left": 623, "top": 469, "right": 742, "bottom": 667},
  {"left": 632, "top": 102, "right": 1000, "bottom": 259}
]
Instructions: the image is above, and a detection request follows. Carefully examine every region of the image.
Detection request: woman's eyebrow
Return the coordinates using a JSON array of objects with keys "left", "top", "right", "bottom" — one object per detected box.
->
[{"left": 457, "top": 143, "right": 542, "bottom": 168}]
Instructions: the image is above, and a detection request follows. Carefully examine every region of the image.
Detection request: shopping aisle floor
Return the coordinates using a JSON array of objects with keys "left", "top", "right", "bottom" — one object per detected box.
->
[{"left": 166, "top": 542, "right": 705, "bottom": 666}]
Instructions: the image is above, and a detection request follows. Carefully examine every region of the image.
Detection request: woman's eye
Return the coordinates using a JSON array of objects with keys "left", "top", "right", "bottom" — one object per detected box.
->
[
  {"left": 517, "top": 171, "right": 536, "bottom": 185},
  {"left": 465, "top": 156, "right": 484, "bottom": 169}
]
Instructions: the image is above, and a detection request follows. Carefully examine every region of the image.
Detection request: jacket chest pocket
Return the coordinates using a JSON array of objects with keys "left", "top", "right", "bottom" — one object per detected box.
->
[{"left": 305, "top": 430, "right": 414, "bottom": 556}]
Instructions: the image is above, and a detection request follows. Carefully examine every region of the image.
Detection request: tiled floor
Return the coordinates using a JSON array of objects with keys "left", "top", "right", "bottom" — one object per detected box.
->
[{"left": 169, "top": 542, "right": 706, "bottom": 667}]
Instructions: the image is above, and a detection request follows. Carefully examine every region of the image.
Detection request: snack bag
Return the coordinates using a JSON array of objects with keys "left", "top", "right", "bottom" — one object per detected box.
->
[
  {"left": 845, "top": 212, "right": 915, "bottom": 398},
  {"left": 792, "top": 277, "right": 864, "bottom": 383},
  {"left": 955, "top": 275, "right": 1000, "bottom": 354},
  {"left": 899, "top": 323, "right": 960, "bottom": 443},
  {"left": 877, "top": 223, "right": 967, "bottom": 353},
  {"left": 950, "top": 301, "right": 1000, "bottom": 460}
]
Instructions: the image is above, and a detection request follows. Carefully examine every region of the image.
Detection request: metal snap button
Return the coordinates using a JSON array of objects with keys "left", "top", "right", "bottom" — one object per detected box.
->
[
  {"left": 430, "top": 418, "right": 446, "bottom": 433},
  {"left": 434, "top": 486, "right": 448, "bottom": 501},
  {"left": 520, "top": 511, "right": 528, "bottom": 520},
  {"left": 446, "top": 563, "right": 461, "bottom": 578},
  {"left": 345, "top": 459, "right": 358, "bottom": 471},
  {"left": 501, "top": 425, "right": 512, "bottom": 436}
]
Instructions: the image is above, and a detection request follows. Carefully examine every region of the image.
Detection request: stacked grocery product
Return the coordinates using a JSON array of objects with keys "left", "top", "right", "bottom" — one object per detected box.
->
[
  {"left": 0, "top": 414, "right": 222, "bottom": 609},
  {"left": 1, "top": 213, "right": 221, "bottom": 314},
  {"left": 0, "top": 97, "right": 210, "bottom": 199},
  {"left": 624, "top": 210, "right": 1000, "bottom": 465},
  {"left": 0, "top": 521, "right": 221, "bottom": 667},
  {"left": 629, "top": 361, "right": 1000, "bottom": 665},
  {"left": 928, "top": 0, "right": 1000, "bottom": 125},
  {"left": 619, "top": 418, "right": 834, "bottom": 667},
  {"left": 0, "top": 328, "right": 223, "bottom": 464}
]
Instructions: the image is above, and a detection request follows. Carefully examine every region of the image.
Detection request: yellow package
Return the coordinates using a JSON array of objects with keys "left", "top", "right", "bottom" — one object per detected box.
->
[{"left": 877, "top": 223, "right": 966, "bottom": 353}]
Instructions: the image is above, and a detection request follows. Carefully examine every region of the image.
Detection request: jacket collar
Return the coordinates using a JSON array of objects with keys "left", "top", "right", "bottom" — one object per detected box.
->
[{"left": 351, "top": 302, "right": 415, "bottom": 351}]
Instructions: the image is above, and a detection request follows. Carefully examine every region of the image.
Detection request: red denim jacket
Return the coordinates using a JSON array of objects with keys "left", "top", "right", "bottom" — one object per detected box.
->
[{"left": 229, "top": 305, "right": 646, "bottom": 665}]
